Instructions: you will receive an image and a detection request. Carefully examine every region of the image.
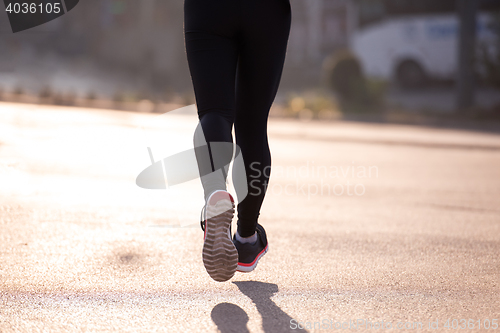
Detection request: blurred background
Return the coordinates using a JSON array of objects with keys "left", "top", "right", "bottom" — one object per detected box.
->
[{"left": 1, "top": 0, "right": 500, "bottom": 124}]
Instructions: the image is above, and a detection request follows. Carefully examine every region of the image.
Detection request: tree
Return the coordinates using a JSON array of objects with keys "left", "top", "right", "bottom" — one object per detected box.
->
[{"left": 456, "top": 0, "right": 478, "bottom": 111}]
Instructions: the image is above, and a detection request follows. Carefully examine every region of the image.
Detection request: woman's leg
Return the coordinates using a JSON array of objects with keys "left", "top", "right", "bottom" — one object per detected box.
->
[
  {"left": 184, "top": 0, "right": 240, "bottom": 200},
  {"left": 185, "top": 0, "right": 291, "bottom": 235},
  {"left": 234, "top": 0, "right": 292, "bottom": 237},
  {"left": 184, "top": 0, "right": 244, "bottom": 282}
]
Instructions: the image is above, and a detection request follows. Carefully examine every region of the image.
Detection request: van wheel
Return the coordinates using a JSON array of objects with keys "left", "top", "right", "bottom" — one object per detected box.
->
[{"left": 397, "top": 60, "right": 427, "bottom": 89}]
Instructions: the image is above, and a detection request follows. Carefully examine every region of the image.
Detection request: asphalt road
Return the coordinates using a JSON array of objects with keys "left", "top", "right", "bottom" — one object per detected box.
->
[{"left": 1, "top": 102, "right": 499, "bottom": 332}]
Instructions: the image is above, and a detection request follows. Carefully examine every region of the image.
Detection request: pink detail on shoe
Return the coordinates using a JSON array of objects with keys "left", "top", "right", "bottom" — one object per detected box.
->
[
  {"left": 238, "top": 244, "right": 268, "bottom": 267},
  {"left": 208, "top": 190, "right": 234, "bottom": 205}
]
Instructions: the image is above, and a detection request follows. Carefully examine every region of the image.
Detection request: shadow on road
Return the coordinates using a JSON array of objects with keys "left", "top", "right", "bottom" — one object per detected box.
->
[
  {"left": 211, "top": 302, "right": 250, "bottom": 333},
  {"left": 211, "top": 281, "right": 307, "bottom": 333}
]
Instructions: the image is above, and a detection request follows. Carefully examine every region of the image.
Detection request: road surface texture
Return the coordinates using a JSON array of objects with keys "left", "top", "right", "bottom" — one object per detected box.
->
[{"left": 1, "top": 102, "right": 499, "bottom": 332}]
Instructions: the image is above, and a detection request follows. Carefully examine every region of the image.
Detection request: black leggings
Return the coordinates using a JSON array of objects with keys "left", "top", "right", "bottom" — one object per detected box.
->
[{"left": 184, "top": 0, "right": 291, "bottom": 237}]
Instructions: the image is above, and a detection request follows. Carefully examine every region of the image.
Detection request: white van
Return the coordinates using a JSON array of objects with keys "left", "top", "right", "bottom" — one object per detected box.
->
[{"left": 350, "top": 2, "right": 498, "bottom": 87}]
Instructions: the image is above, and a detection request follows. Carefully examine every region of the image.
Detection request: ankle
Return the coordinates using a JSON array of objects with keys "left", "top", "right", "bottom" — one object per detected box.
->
[{"left": 235, "top": 231, "right": 257, "bottom": 244}]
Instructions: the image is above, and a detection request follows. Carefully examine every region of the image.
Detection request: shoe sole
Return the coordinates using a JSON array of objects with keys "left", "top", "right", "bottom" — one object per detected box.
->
[
  {"left": 236, "top": 244, "right": 268, "bottom": 273},
  {"left": 202, "top": 192, "right": 238, "bottom": 282}
]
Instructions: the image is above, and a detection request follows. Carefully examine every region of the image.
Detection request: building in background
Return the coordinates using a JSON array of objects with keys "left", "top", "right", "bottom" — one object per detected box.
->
[
  {"left": 82, "top": 0, "right": 354, "bottom": 91},
  {"left": 0, "top": 0, "right": 354, "bottom": 95}
]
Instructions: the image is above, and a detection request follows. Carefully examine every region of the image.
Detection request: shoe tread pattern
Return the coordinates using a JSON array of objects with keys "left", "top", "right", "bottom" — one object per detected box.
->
[{"left": 202, "top": 199, "right": 237, "bottom": 282}]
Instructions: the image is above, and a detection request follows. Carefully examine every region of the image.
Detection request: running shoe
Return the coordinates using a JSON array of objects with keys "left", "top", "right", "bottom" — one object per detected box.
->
[
  {"left": 233, "top": 224, "right": 268, "bottom": 273},
  {"left": 200, "top": 190, "right": 238, "bottom": 282}
]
